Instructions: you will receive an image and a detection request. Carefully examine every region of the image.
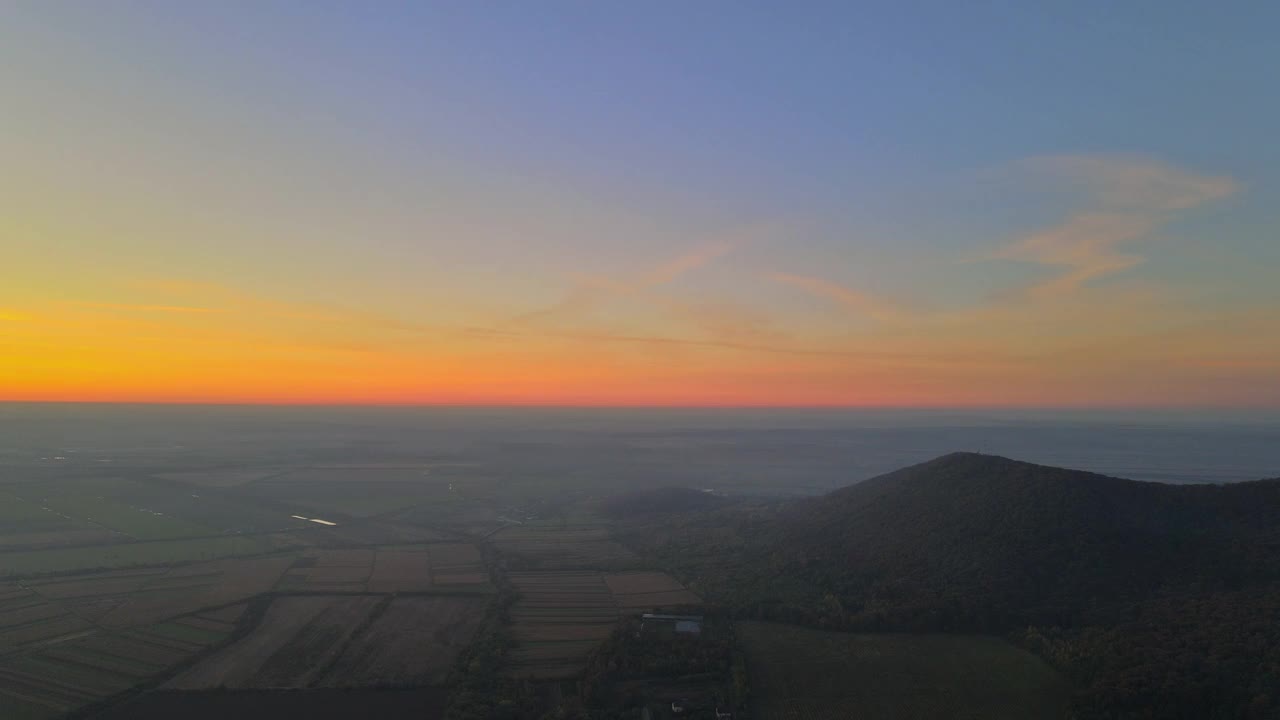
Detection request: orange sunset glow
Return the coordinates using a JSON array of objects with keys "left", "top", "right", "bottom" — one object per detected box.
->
[{"left": 3, "top": 5, "right": 1278, "bottom": 408}]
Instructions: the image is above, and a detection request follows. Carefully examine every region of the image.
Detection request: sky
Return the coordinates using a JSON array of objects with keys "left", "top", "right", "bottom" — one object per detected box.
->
[{"left": 3, "top": 2, "right": 1278, "bottom": 407}]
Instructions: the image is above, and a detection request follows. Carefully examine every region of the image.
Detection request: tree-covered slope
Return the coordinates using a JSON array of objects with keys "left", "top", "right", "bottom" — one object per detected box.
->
[{"left": 775, "top": 452, "right": 1280, "bottom": 629}]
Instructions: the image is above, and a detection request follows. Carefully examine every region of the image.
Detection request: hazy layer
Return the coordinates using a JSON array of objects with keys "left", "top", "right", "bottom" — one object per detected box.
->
[{"left": 3, "top": 405, "right": 1277, "bottom": 493}]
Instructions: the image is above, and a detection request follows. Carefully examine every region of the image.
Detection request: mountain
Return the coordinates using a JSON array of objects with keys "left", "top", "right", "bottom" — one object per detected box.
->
[
  {"left": 775, "top": 452, "right": 1280, "bottom": 629},
  {"left": 625, "top": 452, "right": 1280, "bottom": 719}
]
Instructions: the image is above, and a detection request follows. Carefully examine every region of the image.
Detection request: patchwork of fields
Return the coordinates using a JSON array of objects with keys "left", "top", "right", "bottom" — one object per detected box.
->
[
  {"left": 0, "top": 604, "right": 247, "bottom": 720},
  {"left": 0, "top": 459, "right": 713, "bottom": 717},
  {"left": 276, "top": 543, "right": 489, "bottom": 594},
  {"left": 167, "top": 595, "right": 485, "bottom": 690},
  {"left": 0, "top": 537, "right": 490, "bottom": 718},
  {"left": 0, "top": 535, "right": 292, "bottom": 578},
  {"left": 0, "top": 478, "right": 316, "bottom": 552},
  {"left": 505, "top": 570, "right": 701, "bottom": 679},
  {"left": 491, "top": 524, "right": 641, "bottom": 570}
]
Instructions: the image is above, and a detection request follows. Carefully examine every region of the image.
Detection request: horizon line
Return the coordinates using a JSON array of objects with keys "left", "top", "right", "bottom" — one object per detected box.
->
[{"left": 3, "top": 399, "right": 1279, "bottom": 413}]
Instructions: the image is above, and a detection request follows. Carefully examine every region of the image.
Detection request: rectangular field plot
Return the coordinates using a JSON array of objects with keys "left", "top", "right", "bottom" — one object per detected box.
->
[
  {"left": 275, "top": 549, "right": 375, "bottom": 593},
  {"left": 317, "top": 596, "right": 486, "bottom": 687},
  {"left": 602, "top": 571, "right": 687, "bottom": 595},
  {"left": 23, "top": 568, "right": 169, "bottom": 600},
  {"left": 605, "top": 571, "right": 703, "bottom": 610},
  {"left": 0, "top": 588, "right": 93, "bottom": 648},
  {"left": 273, "top": 543, "right": 487, "bottom": 594},
  {"left": 366, "top": 549, "right": 432, "bottom": 593},
  {"left": 0, "top": 535, "right": 288, "bottom": 578},
  {"left": 504, "top": 569, "right": 702, "bottom": 680},
  {"left": 98, "top": 556, "right": 295, "bottom": 628},
  {"left": 739, "top": 622, "right": 1072, "bottom": 720},
  {"left": 0, "top": 612, "right": 238, "bottom": 720},
  {"left": 0, "top": 613, "right": 93, "bottom": 648},
  {"left": 492, "top": 525, "right": 640, "bottom": 570},
  {"left": 166, "top": 596, "right": 384, "bottom": 690},
  {"left": 505, "top": 571, "right": 619, "bottom": 680},
  {"left": 428, "top": 543, "right": 489, "bottom": 589},
  {"left": 426, "top": 542, "right": 483, "bottom": 569},
  {"left": 432, "top": 571, "right": 488, "bottom": 586}
]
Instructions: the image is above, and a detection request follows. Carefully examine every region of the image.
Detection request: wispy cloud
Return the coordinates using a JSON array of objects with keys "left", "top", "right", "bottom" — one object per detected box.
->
[
  {"left": 1023, "top": 154, "right": 1238, "bottom": 211},
  {"left": 462, "top": 324, "right": 1016, "bottom": 368},
  {"left": 506, "top": 239, "right": 739, "bottom": 328},
  {"left": 636, "top": 241, "right": 736, "bottom": 288},
  {"left": 995, "top": 155, "right": 1238, "bottom": 299},
  {"left": 767, "top": 272, "right": 906, "bottom": 322},
  {"left": 992, "top": 213, "right": 1152, "bottom": 299}
]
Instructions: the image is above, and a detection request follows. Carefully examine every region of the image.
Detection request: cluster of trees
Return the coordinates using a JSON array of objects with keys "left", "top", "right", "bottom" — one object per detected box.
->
[
  {"left": 1026, "top": 588, "right": 1280, "bottom": 719},
  {"left": 579, "top": 611, "right": 746, "bottom": 719},
  {"left": 444, "top": 574, "right": 544, "bottom": 720}
]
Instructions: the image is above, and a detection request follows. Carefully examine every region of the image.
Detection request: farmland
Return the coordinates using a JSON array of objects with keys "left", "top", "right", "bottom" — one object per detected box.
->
[
  {"left": 506, "top": 571, "right": 619, "bottom": 680},
  {"left": 0, "top": 535, "right": 289, "bottom": 578},
  {"left": 605, "top": 571, "right": 702, "bottom": 610},
  {"left": 738, "top": 622, "right": 1072, "bottom": 720},
  {"left": 0, "top": 585, "right": 94, "bottom": 650},
  {"left": 504, "top": 569, "right": 701, "bottom": 680},
  {"left": 167, "top": 594, "right": 487, "bottom": 691},
  {"left": 0, "top": 491, "right": 121, "bottom": 551},
  {"left": 0, "top": 429, "right": 910, "bottom": 720},
  {"left": 96, "top": 555, "right": 295, "bottom": 627},
  {"left": 0, "top": 449, "right": 717, "bottom": 719},
  {"left": 91, "top": 688, "right": 449, "bottom": 720},
  {"left": 166, "top": 595, "right": 388, "bottom": 689},
  {"left": 491, "top": 523, "right": 641, "bottom": 570},
  {"left": 316, "top": 596, "right": 486, "bottom": 686},
  {"left": 0, "top": 455, "right": 509, "bottom": 718},
  {"left": 274, "top": 543, "right": 489, "bottom": 594},
  {"left": 0, "top": 605, "right": 245, "bottom": 720}
]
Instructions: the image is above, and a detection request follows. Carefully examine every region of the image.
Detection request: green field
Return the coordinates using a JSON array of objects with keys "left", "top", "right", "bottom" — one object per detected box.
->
[
  {"left": 41, "top": 495, "right": 213, "bottom": 540},
  {"left": 739, "top": 622, "right": 1071, "bottom": 720},
  {"left": 0, "top": 493, "right": 58, "bottom": 524},
  {"left": 0, "top": 535, "right": 285, "bottom": 577}
]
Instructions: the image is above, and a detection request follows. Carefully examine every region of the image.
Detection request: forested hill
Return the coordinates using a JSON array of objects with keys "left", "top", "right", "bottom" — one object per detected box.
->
[
  {"left": 776, "top": 452, "right": 1280, "bottom": 629},
  {"left": 624, "top": 450, "right": 1280, "bottom": 712},
  {"left": 627, "top": 452, "right": 1280, "bottom": 719}
]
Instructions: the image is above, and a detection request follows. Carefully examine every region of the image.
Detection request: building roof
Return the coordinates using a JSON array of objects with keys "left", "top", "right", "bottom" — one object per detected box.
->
[{"left": 674, "top": 620, "right": 702, "bottom": 633}]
